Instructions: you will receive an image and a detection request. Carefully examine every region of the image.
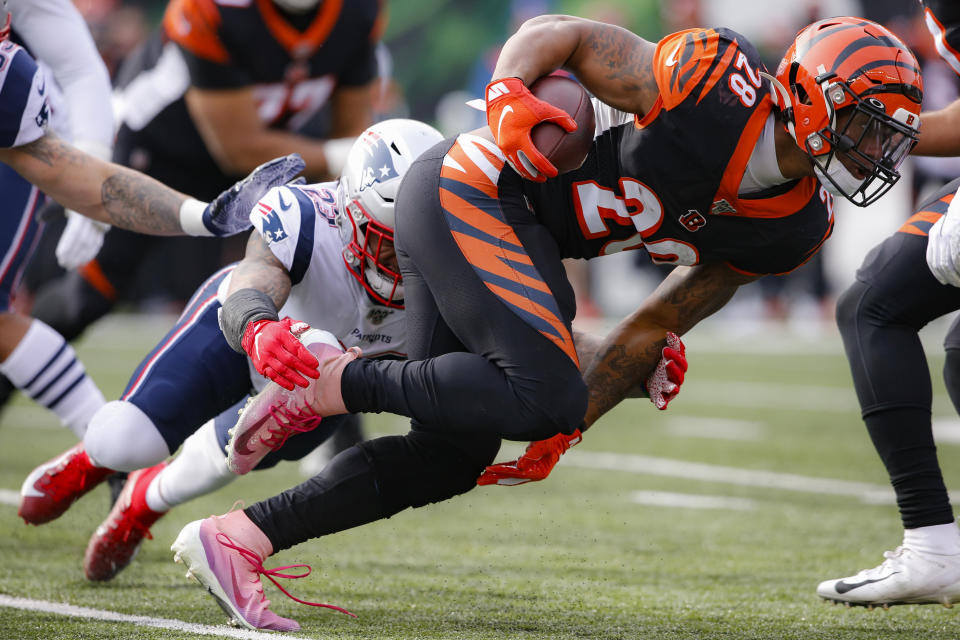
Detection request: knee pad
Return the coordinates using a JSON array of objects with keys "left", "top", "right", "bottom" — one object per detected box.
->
[
  {"left": 360, "top": 430, "right": 501, "bottom": 512},
  {"left": 84, "top": 400, "right": 170, "bottom": 471}
]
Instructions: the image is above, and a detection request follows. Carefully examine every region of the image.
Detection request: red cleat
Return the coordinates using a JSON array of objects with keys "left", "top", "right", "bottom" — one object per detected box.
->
[
  {"left": 18, "top": 443, "right": 113, "bottom": 525},
  {"left": 84, "top": 461, "right": 168, "bottom": 581}
]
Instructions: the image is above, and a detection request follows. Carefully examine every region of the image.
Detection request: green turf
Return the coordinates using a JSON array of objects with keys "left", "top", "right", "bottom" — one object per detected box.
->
[{"left": 2, "top": 315, "right": 960, "bottom": 639}]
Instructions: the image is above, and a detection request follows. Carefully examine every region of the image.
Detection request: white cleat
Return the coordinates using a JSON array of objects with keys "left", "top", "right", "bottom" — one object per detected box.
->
[{"left": 817, "top": 546, "right": 960, "bottom": 608}]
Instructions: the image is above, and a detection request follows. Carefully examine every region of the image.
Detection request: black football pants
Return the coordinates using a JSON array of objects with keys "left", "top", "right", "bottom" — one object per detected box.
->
[{"left": 836, "top": 216, "right": 960, "bottom": 529}]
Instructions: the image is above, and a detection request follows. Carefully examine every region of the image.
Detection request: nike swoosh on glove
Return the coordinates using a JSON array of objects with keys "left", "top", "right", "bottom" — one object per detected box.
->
[
  {"left": 241, "top": 317, "right": 320, "bottom": 390},
  {"left": 203, "top": 154, "right": 306, "bottom": 236},
  {"left": 56, "top": 211, "right": 109, "bottom": 270},
  {"left": 485, "top": 77, "right": 577, "bottom": 182},
  {"left": 645, "top": 332, "right": 687, "bottom": 410},
  {"left": 477, "top": 428, "right": 582, "bottom": 486},
  {"left": 927, "top": 183, "right": 960, "bottom": 287}
]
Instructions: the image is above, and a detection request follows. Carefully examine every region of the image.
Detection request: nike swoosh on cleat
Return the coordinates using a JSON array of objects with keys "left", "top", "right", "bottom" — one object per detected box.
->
[
  {"left": 233, "top": 415, "right": 272, "bottom": 455},
  {"left": 834, "top": 572, "right": 900, "bottom": 594},
  {"left": 496, "top": 105, "right": 514, "bottom": 141}
]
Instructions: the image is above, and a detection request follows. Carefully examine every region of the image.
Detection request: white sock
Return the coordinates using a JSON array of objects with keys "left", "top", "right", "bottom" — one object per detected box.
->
[
  {"left": 148, "top": 419, "right": 234, "bottom": 512},
  {"left": 903, "top": 521, "right": 960, "bottom": 555},
  {"left": 84, "top": 400, "right": 170, "bottom": 470},
  {"left": 0, "top": 319, "right": 104, "bottom": 437}
]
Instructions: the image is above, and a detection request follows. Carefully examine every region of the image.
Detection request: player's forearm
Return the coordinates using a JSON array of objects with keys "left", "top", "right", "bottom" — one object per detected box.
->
[
  {"left": 582, "top": 264, "right": 750, "bottom": 426},
  {"left": 226, "top": 234, "right": 292, "bottom": 310},
  {"left": 492, "top": 15, "right": 584, "bottom": 83},
  {"left": 3, "top": 135, "right": 188, "bottom": 235},
  {"left": 914, "top": 100, "right": 960, "bottom": 156},
  {"left": 573, "top": 330, "right": 647, "bottom": 399}
]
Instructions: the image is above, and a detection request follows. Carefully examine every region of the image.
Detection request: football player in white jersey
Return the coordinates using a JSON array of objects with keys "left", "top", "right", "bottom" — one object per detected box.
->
[
  {"left": 0, "top": 2, "right": 303, "bottom": 443},
  {"left": 17, "top": 119, "right": 441, "bottom": 585}
]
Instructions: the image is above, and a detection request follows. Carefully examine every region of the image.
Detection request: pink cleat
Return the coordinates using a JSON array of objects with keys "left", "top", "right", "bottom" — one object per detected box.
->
[
  {"left": 227, "top": 328, "right": 360, "bottom": 474},
  {"left": 171, "top": 509, "right": 354, "bottom": 630},
  {"left": 19, "top": 443, "right": 114, "bottom": 525},
  {"left": 83, "top": 461, "right": 168, "bottom": 581}
]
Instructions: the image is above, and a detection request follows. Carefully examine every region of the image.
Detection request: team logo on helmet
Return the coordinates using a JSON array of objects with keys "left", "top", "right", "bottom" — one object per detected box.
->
[{"left": 359, "top": 135, "right": 400, "bottom": 191}]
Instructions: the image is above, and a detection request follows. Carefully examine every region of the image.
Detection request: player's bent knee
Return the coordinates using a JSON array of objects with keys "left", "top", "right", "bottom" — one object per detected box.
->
[
  {"left": 361, "top": 431, "right": 501, "bottom": 512},
  {"left": 84, "top": 400, "right": 170, "bottom": 471}
]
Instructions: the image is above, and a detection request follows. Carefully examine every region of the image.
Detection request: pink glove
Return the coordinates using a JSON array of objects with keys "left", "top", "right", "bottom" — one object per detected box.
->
[
  {"left": 645, "top": 332, "right": 687, "bottom": 410},
  {"left": 241, "top": 317, "right": 320, "bottom": 390},
  {"left": 485, "top": 77, "right": 577, "bottom": 181}
]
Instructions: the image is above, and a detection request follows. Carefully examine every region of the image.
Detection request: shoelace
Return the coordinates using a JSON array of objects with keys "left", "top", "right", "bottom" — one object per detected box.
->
[
  {"left": 215, "top": 532, "right": 356, "bottom": 618},
  {"left": 262, "top": 404, "right": 323, "bottom": 450}
]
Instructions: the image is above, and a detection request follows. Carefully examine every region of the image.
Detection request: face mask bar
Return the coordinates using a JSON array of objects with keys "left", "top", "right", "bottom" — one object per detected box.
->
[
  {"left": 805, "top": 80, "right": 919, "bottom": 207},
  {"left": 343, "top": 200, "right": 404, "bottom": 308}
]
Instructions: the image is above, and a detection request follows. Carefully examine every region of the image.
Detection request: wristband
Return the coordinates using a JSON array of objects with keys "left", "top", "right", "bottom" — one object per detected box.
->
[
  {"left": 219, "top": 288, "right": 279, "bottom": 353},
  {"left": 179, "top": 198, "right": 214, "bottom": 237}
]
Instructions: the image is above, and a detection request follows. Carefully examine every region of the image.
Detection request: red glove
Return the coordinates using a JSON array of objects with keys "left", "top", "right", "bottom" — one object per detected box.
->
[
  {"left": 477, "top": 429, "right": 582, "bottom": 486},
  {"left": 241, "top": 317, "right": 320, "bottom": 391},
  {"left": 485, "top": 77, "right": 577, "bottom": 182},
  {"left": 645, "top": 332, "right": 687, "bottom": 410}
]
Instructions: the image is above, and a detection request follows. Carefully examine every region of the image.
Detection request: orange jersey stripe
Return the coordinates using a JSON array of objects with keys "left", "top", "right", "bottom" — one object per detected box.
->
[
  {"left": 696, "top": 39, "right": 737, "bottom": 104},
  {"left": 487, "top": 282, "right": 579, "bottom": 365},
  {"left": 898, "top": 210, "right": 943, "bottom": 236}
]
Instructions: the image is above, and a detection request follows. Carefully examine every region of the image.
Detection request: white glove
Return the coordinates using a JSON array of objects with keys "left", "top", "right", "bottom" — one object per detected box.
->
[
  {"left": 322, "top": 137, "right": 357, "bottom": 176},
  {"left": 926, "top": 184, "right": 960, "bottom": 287},
  {"left": 55, "top": 210, "right": 109, "bottom": 270}
]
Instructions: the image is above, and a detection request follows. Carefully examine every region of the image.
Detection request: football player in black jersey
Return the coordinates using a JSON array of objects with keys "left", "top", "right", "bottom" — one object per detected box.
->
[
  {"left": 170, "top": 16, "right": 923, "bottom": 629},
  {"left": 816, "top": 0, "right": 960, "bottom": 608}
]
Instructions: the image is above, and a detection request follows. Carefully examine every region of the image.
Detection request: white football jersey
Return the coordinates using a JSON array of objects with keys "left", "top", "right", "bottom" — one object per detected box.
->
[
  {"left": 220, "top": 181, "right": 407, "bottom": 390},
  {"left": 0, "top": 41, "right": 49, "bottom": 148}
]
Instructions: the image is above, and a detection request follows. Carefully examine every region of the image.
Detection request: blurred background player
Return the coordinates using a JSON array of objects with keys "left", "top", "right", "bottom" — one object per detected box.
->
[
  {"left": 17, "top": 119, "right": 442, "bottom": 582},
  {"left": 169, "top": 14, "right": 920, "bottom": 630},
  {"left": 816, "top": 0, "right": 960, "bottom": 608},
  {"left": 0, "top": 0, "right": 385, "bottom": 451}
]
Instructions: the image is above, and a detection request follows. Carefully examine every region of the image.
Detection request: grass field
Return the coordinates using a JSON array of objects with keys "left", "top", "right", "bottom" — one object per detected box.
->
[{"left": 2, "top": 313, "right": 960, "bottom": 639}]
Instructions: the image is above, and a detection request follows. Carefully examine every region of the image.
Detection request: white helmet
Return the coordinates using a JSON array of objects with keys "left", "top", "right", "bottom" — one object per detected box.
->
[{"left": 339, "top": 118, "right": 444, "bottom": 308}]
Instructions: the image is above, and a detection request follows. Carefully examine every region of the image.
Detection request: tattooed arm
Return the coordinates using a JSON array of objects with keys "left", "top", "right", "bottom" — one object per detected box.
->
[
  {"left": 491, "top": 15, "right": 659, "bottom": 116},
  {"left": 0, "top": 132, "right": 304, "bottom": 237},
  {"left": 0, "top": 133, "right": 189, "bottom": 234},
  {"left": 582, "top": 262, "right": 758, "bottom": 428},
  {"left": 225, "top": 231, "right": 293, "bottom": 310}
]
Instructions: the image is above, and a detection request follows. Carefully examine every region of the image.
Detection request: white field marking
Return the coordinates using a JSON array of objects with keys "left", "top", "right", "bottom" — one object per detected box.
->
[
  {"left": 677, "top": 379, "right": 859, "bottom": 412},
  {"left": 558, "top": 450, "right": 897, "bottom": 504},
  {"left": 629, "top": 490, "right": 757, "bottom": 510},
  {"left": 663, "top": 416, "right": 764, "bottom": 441},
  {"left": 0, "top": 489, "right": 18, "bottom": 506},
  {"left": 0, "top": 595, "right": 313, "bottom": 640}
]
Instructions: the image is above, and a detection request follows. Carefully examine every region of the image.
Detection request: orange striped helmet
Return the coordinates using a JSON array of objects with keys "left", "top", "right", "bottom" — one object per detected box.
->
[{"left": 767, "top": 17, "right": 922, "bottom": 207}]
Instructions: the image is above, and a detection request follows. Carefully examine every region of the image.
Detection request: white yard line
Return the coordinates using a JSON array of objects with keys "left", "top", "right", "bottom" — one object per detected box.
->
[
  {"left": 0, "top": 595, "right": 313, "bottom": 640},
  {"left": 629, "top": 490, "right": 757, "bottom": 510},
  {"left": 564, "top": 450, "right": 895, "bottom": 503},
  {"left": 0, "top": 488, "right": 18, "bottom": 506}
]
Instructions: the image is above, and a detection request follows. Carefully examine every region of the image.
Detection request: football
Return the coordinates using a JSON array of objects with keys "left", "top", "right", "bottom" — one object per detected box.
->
[{"left": 529, "top": 75, "right": 596, "bottom": 175}]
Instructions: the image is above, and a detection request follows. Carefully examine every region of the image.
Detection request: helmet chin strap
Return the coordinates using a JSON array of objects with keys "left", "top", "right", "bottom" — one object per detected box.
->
[{"left": 759, "top": 71, "right": 798, "bottom": 143}]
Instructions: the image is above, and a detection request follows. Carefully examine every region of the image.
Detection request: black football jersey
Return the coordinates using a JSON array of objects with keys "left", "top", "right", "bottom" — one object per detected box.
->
[
  {"left": 522, "top": 28, "right": 834, "bottom": 276},
  {"left": 113, "top": 0, "right": 380, "bottom": 186}
]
